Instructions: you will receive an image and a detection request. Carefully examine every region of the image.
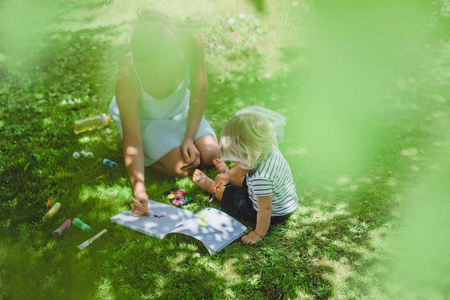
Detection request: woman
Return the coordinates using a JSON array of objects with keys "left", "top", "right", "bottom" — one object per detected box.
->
[{"left": 109, "top": 10, "right": 219, "bottom": 215}]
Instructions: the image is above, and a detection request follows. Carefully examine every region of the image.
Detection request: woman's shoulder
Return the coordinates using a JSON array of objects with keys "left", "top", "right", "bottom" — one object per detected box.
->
[{"left": 117, "top": 52, "right": 133, "bottom": 76}]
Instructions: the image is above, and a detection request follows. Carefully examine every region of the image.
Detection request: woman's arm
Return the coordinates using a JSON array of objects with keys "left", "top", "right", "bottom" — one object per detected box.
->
[
  {"left": 241, "top": 195, "right": 272, "bottom": 245},
  {"left": 115, "top": 55, "right": 149, "bottom": 215},
  {"left": 178, "top": 29, "right": 209, "bottom": 169}
]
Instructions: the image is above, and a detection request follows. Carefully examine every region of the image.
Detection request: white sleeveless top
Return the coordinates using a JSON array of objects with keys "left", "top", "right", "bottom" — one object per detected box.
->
[{"left": 109, "top": 54, "right": 216, "bottom": 166}]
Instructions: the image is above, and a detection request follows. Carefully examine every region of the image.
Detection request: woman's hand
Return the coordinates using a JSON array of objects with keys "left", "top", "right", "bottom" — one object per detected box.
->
[
  {"left": 130, "top": 192, "right": 150, "bottom": 217},
  {"left": 241, "top": 231, "right": 264, "bottom": 245},
  {"left": 180, "top": 138, "right": 200, "bottom": 171}
]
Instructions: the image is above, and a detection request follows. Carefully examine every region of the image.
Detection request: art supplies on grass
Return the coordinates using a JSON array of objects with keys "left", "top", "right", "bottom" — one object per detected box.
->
[
  {"left": 73, "top": 113, "right": 111, "bottom": 134},
  {"left": 111, "top": 200, "right": 247, "bottom": 255},
  {"left": 53, "top": 219, "right": 72, "bottom": 237},
  {"left": 101, "top": 158, "right": 118, "bottom": 169},
  {"left": 45, "top": 202, "right": 61, "bottom": 218},
  {"left": 163, "top": 187, "right": 192, "bottom": 206},
  {"left": 77, "top": 229, "right": 107, "bottom": 250},
  {"left": 73, "top": 218, "right": 92, "bottom": 232}
]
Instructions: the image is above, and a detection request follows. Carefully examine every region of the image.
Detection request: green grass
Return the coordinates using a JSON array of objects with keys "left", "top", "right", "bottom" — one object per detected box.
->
[{"left": 1, "top": 0, "right": 450, "bottom": 299}]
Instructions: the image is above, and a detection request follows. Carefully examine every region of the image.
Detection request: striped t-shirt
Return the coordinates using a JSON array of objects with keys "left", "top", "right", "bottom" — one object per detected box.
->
[{"left": 246, "top": 146, "right": 298, "bottom": 216}]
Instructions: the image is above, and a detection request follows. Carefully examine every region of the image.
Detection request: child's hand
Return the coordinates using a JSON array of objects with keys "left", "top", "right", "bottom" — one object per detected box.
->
[
  {"left": 241, "top": 231, "right": 263, "bottom": 245},
  {"left": 214, "top": 173, "right": 230, "bottom": 191}
]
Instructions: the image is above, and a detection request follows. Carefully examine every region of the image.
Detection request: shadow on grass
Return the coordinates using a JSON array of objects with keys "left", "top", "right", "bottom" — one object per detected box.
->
[{"left": 0, "top": 35, "right": 375, "bottom": 299}]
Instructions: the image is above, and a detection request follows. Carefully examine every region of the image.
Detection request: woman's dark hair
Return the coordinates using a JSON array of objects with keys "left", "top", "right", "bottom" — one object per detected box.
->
[{"left": 136, "top": 8, "right": 175, "bottom": 30}]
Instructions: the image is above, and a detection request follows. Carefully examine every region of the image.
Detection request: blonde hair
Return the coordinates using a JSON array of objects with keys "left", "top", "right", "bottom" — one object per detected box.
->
[{"left": 219, "top": 113, "right": 277, "bottom": 170}]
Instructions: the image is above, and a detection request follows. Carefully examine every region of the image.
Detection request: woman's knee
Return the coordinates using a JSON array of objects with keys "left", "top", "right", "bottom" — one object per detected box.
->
[
  {"left": 153, "top": 148, "right": 191, "bottom": 177},
  {"left": 152, "top": 161, "right": 191, "bottom": 178},
  {"left": 195, "top": 135, "right": 219, "bottom": 167},
  {"left": 172, "top": 166, "right": 192, "bottom": 178},
  {"left": 200, "top": 149, "right": 219, "bottom": 167},
  {"left": 164, "top": 160, "right": 193, "bottom": 178}
]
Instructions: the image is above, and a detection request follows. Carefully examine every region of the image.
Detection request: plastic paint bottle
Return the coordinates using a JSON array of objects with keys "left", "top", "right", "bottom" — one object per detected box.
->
[
  {"left": 73, "top": 218, "right": 92, "bottom": 232},
  {"left": 53, "top": 219, "right": 72, "bottom": 237},
  {"left": 73, "top": 113, "right": 111, "bottom": 134},
  {"left": 101, "top": 158, "right": 118, "bottom": 169},
  {"left": 45, "top": 202, "right": 61, "bottom": 218}
]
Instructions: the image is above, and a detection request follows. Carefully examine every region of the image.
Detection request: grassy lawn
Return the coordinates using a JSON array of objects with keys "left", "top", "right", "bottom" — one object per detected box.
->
[{"left": 1, "top": 0, "right": 449, "bottom": 299}]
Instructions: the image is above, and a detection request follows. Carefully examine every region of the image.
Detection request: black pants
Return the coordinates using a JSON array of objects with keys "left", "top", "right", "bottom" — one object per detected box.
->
[{"left": 219, "top": 178, "right": 292, "bottom": 224}]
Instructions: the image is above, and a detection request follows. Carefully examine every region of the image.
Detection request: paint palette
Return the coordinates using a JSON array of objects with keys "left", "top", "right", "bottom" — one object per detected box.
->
[{"left": 163, "top": 187, "right": 192, "bottom": 206}]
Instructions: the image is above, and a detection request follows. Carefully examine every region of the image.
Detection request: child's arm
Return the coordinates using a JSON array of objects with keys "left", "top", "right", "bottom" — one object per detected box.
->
[
  {"left": 214, "top": 165, "right": 248, "bottom": 190},
  {"left": 241, "top": 195, "right": 272, "bottom": 245}
]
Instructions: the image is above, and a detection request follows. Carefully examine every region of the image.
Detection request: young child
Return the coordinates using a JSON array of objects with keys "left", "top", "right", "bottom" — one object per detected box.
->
[{"left": 193, "top": 112, "right": 298, "bottom": 244}]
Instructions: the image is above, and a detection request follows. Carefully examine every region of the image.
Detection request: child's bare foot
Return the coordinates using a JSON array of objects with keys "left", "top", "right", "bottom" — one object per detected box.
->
[
  {"left": 193, "top": 169, "right": 215, "bottom": 194},
  {"left": 213, "top": 158, "right": 228, "bottom": 174}
]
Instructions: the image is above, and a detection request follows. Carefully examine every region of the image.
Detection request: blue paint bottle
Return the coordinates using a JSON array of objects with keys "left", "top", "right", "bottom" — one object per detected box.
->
[{"left": 101, "top": 158, "right": 118, "bottom": 169}]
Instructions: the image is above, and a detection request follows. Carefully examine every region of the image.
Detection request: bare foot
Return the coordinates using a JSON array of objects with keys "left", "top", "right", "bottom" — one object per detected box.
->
[
  {"left": 193, "top": 169, "right": 215, "bottom": 194},
  {"left": 213, "top": 158, "right": 228, "bottom": 174}
]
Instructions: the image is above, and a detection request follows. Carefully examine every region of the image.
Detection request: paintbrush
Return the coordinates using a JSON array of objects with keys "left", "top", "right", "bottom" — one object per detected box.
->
[
  {"left": 77, "top": 229, "right": 107, "bottom": 250},
  {"left": 209, "top": 186, "right": 219, "bottom": 202},
  {"left": 209, "top": 170, "right": 225, "bottom": 202},
  {"left": 131, "top": 197, "right": 157, "bottom": 216}
]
